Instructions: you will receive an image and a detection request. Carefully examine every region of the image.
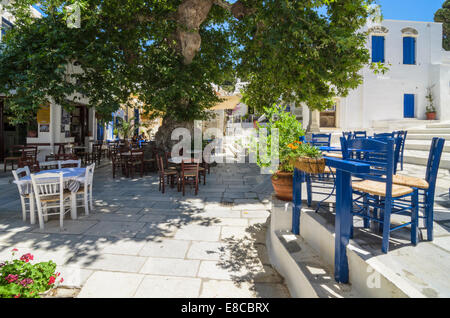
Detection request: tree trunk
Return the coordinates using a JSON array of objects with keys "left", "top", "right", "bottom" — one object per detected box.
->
[{"left": 155, "top": 117, "right": 195, "bottom": 152}]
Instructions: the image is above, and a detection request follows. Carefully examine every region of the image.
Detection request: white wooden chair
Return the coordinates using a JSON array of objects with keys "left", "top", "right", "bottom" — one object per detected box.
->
[
  {"left": 12, "top": 167, "right": 32, "bottom": 222},
  {"left": 39, "top": 161, "right": 59, "bottom": 170},
  {"left": 30, "top": 172, "right": 72, "bottom": 229},
  {"left": 58, "top": 159, "right": 81, "bottom": 169},
  {"left": 75, "top": 163, "right": 95, "bottom": 215}
]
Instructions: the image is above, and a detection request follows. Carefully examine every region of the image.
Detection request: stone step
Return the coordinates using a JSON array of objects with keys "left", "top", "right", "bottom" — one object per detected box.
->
[
  {"left": 407, "top": 134, "right": 450, "bottom": 141},
  {"left": 426, "top": 123, "right": 450, "bottom": 129},
  {"left": 405, "top": 140, "right": 450, "bottom": 152},
  {"left": 408, "top": 129, "right": 450, "bottom": 135},
  {"left": 404, "top": 150, "right": 450, "bottom": 169}
]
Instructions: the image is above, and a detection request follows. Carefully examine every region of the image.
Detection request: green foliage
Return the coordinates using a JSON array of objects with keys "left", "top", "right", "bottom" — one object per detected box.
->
[
  {"left": 435, "top": 0, "right": 450, "bottom": 51},
  {"left": 0, "top": 249, "right": 62, "bottom": 298},
  {"left": 233, "top": 0, "right": 376, "bottom": 113},
  {"left": 116, "top": 116, "right": 136, "bottom": 139},
  {"left": 0, "top": 0, "right": 375, "bottom": 125},
  {"left": 252, "top": 104, "right": 306, "bottom": 173}
]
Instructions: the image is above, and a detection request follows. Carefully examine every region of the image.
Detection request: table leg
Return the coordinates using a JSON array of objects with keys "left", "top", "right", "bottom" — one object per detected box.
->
[
  {"left": 29, "top": 192, "right": 36, "bottom": 225},
  {"left": 292, "top": 168, "right": 303, "bottom": 235},
  {"left": 71, "top": 192, "right": 77, "bottom": 220}
]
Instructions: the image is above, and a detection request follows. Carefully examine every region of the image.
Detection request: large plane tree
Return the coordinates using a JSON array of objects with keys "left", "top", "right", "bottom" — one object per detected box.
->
[{"left": 0, "top": 0, "right": 376, "bottom": 149}]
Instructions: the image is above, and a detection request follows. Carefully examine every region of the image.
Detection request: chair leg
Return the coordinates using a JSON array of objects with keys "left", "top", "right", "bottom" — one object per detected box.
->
[
  {"left": 89, "top": 185, "right": 94, "bottom": 211},
  {"left": 363, "top": 194, "right": 370, "bottom": 229},
  {"left": 20, "top": 197, "right": 27, "bottom": 222},
  {"left": 411, "top": 189, "right": 419, "bottom": 245},
  {"left": 84, "top": 191, "right": 89, "bottom": 216},
  {"left": 381, "top": 203, "right": 392, "bottom": 254},
  {"left": 425, "top": 192, "right": 434, "bottom": 241}
]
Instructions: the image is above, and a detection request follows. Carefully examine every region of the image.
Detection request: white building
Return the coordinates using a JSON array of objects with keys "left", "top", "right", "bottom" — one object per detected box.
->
[{"left": 295, "top": 19, "right": 450, "bottom": 132}]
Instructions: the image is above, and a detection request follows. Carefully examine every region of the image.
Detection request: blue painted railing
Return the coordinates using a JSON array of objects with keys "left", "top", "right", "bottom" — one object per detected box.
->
[{"left": 292, "top": 157, "right": 370, "bottom": 283}]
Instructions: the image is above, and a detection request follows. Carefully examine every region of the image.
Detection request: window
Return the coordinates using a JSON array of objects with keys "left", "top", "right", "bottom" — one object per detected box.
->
[
  {"left": 403, "top": 37, "right": 416, "bottom": 65},
  {"left": 371, "top": 36, "right": 385, "bottom": 63},
  {"left": 1, "top": 18, "right": 13, "bottom": 41}
]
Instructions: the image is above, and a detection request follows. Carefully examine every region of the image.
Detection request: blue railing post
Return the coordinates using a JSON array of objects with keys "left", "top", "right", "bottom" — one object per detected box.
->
[
  {"left": 324, "top": 158, "right": 371, "bottom": 283},
  {"left": 334, "top": 169, "right": 352, "bottom": 283},
  {"left": 292, "top": 168, "right": 303, "bottom": 235}
]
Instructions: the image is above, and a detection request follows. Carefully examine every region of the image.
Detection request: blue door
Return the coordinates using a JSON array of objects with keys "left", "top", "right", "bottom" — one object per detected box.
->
[{"left": 404, "top": 94, "right": 415, "bottom": 118}]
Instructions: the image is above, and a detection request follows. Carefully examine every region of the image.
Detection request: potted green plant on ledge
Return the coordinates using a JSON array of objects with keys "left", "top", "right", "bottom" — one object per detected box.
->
[
  {"left": 253, "top": 104, "right": 322, "bottom": 201},
  {"left": 425, "top": 87, "right": 437, "bottom": 120}
]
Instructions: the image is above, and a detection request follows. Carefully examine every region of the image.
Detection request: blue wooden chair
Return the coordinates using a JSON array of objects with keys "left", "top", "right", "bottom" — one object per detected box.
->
[
  {"left": 353, "top": 131, "right": 367, "bottom": 139},
  {"left": 392, "top": 137, "right": 445, "bottom": 241},
  {"left": 305, "top": 133, "right": 335, "bottom": 211},
  {"left": 341, "top": 137, "right": 419, "bottom": 253},
  {"left": 311, "top": 133, "right": 332, "bottom": 148},
  {"left": 393, "top": 130, "right": 408, "bottom": 171}
]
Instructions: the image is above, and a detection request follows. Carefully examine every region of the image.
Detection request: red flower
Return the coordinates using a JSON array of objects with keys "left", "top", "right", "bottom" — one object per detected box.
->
[
  {"left": 48, "top": 276, "right": 56, "bottom": 285},
  {"left": 20, "top": 253, "right": 34, "bottom": 263},
  {"left": 14, "top": 294, "right": 20, "bottom": 298},
  {"left": 11, "top": 248, "right": 18, "bottom": 252},
  {"left": 60, "top": 278, "right": 64, "bottom": 283},
  {"left": 5, "top": 274, "right": 18, "bottom": 283}
]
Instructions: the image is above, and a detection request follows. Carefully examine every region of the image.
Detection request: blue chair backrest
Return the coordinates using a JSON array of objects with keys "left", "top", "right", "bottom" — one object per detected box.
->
[
  {"left": 425, "top": 138, "right": 445, "bottom": 197},
  {"left": 299, "top": 135, "right": 307, "bottom": 143},
  {"left": 343, "top": 131, "right": 353, "bottom": 141},
  {"left": 353, "top": 131, "right": 367, "bottom": 139},
  {"left": 311, "top": 133, "right": 331, "bottom": 147},
  {"left": 340, "top": 137, "right": 395, "bottom": 194},
  {"left": 372, "top": 136, "right": 402, "bottom": 174},
  {"left": 374, "top": 132, "right": 394, "bottom": 138}
]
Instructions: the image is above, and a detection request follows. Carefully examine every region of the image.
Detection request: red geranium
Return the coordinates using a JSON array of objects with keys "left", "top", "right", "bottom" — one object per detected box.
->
[
  {"left": 19, "top": 253, "right": 34, "bottom": 263},
  {"left": 48, "top": 276, "right": 56, "bottom": 285}
]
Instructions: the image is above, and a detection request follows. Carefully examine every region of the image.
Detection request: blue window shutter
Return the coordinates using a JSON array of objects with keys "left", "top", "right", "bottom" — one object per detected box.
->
[
  {"left": 403, "top": 37, "right": 416, "bottom": 65},
  {"left": 404, "top": 94, "right": 415, "bottom": 118},
  {"left": 372, "top": 36, "right": 385, "bottom": 63}
]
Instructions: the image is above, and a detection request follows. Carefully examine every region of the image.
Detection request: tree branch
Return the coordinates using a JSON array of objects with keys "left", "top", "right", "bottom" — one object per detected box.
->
[
  {"left": 213, "top": 0, "right": 256, "bottom": 20},
  {"left": 213, "top": 0, "right": 233, "bottom": 11}
]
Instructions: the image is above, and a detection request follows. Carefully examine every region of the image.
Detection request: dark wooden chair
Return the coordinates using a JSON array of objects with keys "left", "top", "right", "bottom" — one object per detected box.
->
[
  {"left": 19, "top": 146, "right": 39, "bottom": 172},
  {"left": 179, "top": 160, "right": 200, "bottom": 196},
  {"left": 156, "top": 154, "right": 178, "bottom": 194},
  {"left": 111, "top": 150, "right": 127, "bottom": 179},
  {"left": 126, "top": 149, "right": 144, "bottom": 178},
  {"left": 4, "top": 145, "right": 23, "bottom": 172}
]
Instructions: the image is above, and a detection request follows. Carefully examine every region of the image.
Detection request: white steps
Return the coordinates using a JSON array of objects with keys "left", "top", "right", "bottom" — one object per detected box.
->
[{"left": 402, "top": 123, "right": 450, "bottom": 169}]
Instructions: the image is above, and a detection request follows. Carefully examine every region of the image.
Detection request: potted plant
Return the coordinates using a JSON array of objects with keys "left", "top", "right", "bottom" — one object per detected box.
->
[
  {"left": 0, "top": 248, "right": 63, "bottom": 298},
  {"left": 252, "top": 104, "right": 312, "bottom": 201},
  {"left": 425, "top": 87, "right": 436, "bottom": 120}
]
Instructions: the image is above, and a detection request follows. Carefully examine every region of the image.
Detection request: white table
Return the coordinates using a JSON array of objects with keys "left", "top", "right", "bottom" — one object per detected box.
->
[{"left": 14, "top": 168, "right": 86, "bottom": 223}]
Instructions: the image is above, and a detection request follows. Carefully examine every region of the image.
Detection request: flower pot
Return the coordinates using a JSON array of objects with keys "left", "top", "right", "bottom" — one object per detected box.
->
[
  {"left": 292, "top": 157, "right": 326, "bottom": 174},
  {"left": 27, "top": 131, "right": 37, "bottom": 138},
  {"left": 271, "top": 171, "right": 293, "bottom": 201},
  {"left": 426, "top": 112, "right": 436, "bottom": 120}
]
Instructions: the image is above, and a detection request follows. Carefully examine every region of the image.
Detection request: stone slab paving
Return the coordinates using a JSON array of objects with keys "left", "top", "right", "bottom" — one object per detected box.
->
[{"left": 0, "top": 163, "right": 290, "bottom": 298}]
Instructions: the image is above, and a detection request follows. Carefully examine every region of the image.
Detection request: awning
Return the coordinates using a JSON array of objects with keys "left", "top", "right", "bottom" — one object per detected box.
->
[{"left": 211, "top": 95, "right": 242, "bottom": 110}]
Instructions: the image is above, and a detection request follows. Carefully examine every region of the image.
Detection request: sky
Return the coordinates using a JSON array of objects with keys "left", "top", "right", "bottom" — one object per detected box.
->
[{"left": 375, "top": 0, "right": 445, "bottom": 22}]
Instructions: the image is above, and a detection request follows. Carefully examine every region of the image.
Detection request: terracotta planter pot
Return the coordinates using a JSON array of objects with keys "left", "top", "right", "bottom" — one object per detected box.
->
[
  {"left": 271, "top": 171, "right": 293, "bottom": 201},
  {"left": 291, "top": 157, "right": 326, "bottom": 174},
  {"left": 426, "top": 112, "right": 436, "bottom": 120}
]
